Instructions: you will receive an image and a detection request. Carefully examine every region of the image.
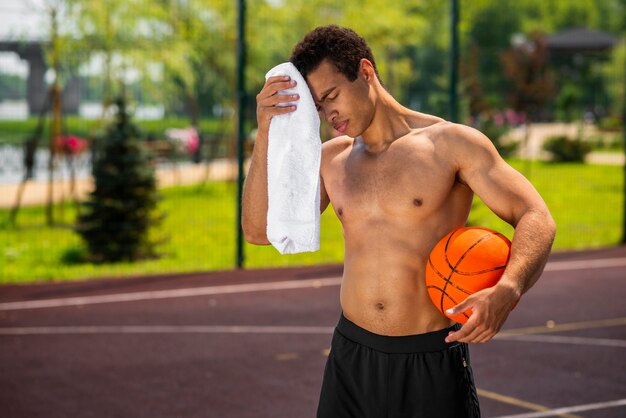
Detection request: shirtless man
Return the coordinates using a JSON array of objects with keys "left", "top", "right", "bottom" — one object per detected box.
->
[{"left": 242, "top": 25, "right": 556, "bottom": 418}]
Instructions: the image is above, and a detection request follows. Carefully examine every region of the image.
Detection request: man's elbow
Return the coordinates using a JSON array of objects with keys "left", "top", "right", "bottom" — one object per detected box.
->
[
  {"left": 546, "top": 211, "right": 557, "bottom": 242},
  {"left": 242, "top": 224, "right": 271, "bottom": 246},
  {"left": 533, "top": 207, "right": 557, "bottom": 245}
]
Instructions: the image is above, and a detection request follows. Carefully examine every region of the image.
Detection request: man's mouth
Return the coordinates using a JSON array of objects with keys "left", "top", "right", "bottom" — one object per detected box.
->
[{"left": 334, "top": 120, "right": 348, "bottom": 133}]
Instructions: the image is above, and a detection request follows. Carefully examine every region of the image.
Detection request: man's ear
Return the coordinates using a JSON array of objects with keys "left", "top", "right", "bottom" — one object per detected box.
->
[{"left": 359, "top": 58, "right": 376, "bottom": 82}]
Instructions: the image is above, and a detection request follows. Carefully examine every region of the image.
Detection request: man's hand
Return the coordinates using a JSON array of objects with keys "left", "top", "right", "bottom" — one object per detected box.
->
[
  {"left": 444, "top": 282, "right": 521, "bottom": 344},
  {"left": 256, "top": 76, "right": 299, "bottom": 134}
]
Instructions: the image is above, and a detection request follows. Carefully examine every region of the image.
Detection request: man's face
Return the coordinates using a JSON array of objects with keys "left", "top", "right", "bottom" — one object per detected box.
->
[{"left": 306, "top": 59, "right": 373, "bottom": 138}]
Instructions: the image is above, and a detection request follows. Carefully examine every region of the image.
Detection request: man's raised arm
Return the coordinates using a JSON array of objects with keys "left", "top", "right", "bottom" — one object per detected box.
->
[{"left": 242, "top": 76, "right": 299, "bottom": 244}]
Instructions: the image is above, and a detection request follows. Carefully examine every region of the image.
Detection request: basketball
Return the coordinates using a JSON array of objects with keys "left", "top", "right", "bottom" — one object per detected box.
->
[{"left": 425, "top": 227, "right": 512, "bottom": 324}]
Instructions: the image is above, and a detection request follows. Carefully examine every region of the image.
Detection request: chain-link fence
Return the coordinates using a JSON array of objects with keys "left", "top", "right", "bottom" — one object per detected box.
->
[{"left": 0, "top": 0, "right": 624, "bottom": 282}]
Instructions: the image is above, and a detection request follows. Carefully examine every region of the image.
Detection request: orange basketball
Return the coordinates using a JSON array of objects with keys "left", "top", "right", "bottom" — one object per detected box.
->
[{"left": 425, "top": 227, "right": 511, "bottom": 324}]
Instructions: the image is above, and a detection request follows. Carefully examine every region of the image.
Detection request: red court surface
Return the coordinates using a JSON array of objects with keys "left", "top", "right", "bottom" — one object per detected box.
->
[{"left": 1, "top": 246, "right": 625, "bottom": 417}]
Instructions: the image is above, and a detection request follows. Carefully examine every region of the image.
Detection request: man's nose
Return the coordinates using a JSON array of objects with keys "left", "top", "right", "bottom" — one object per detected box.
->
[{"left": 321, "top": 107, "right": 336, "bottom": 123}]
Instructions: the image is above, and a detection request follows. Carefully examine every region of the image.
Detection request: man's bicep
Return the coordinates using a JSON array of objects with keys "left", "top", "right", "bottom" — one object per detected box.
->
[
  {"left": 468, "top": 157, "right": 547, "bottom": 227},
  {"left": 456, "top": 128, "right": 545, "bottom": 227}
]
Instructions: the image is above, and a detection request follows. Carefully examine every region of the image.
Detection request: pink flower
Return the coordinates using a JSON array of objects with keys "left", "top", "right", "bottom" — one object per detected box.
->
[
  {"left": 165, "top": 127, "right": 200, "bottom": 155},
  {"left": 504, "top": 109, "right": 526, "bottom": 126},
  {"left": 186, "top": 131, "right": 199, "bottom": 154},
  {"left": 55, "top": 135, "right": 88, "bottom": 155},
  {"left": 493, "top": 113, "right": 505, "bottom": 126}
]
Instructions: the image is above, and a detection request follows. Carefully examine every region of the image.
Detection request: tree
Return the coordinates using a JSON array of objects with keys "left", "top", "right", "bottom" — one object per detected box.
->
[
  {"left": 501, "top": 32, "right": 555, "bottom": 119},
  {"left": 501, "top": 32, "right": 555, "bottom": 173},
  {"left": 77, "top": 97, "right": 164, "bottom": 262},
  {"left": 66, "top": 0, "right": 141, "bottom": 115}
]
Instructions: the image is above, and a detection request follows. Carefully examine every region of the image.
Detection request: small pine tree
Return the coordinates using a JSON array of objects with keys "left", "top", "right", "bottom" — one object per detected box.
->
[{"left": 77, "top": 97, "right": 163, "bottom": 262}]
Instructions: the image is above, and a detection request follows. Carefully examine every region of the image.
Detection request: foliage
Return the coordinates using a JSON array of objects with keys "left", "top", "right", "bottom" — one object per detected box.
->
[
  {"left": 76, "top": 97, "right": 164, "bottom": 262},
  {"left": 554, "top": 83, "right": 584, "bottom": 122},
  {"left": 599, "top": 116, "right": 624, "bottom": 132},
  {"left": 587, "top": 134, "right": 624, "bottom": 151},
  {"left": 11, "top": 0, "right": 623, "bottom": 129},
  {"left": 501, "top": 32, "right": 555, "bottom": 120},
  {"left": 0, "top": 117, "right": 226, "bottom": 146},
  {"left": 542, "top": 135, "right": 592, "bottom": 163},
  {"left": 602, "top": 41, "right": 626, "bottom": 119}
]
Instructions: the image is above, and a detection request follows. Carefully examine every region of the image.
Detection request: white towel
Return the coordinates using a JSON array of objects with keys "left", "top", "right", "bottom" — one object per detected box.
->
[{"left": 264, "top": 62, "right": 322, "bottom": 254}]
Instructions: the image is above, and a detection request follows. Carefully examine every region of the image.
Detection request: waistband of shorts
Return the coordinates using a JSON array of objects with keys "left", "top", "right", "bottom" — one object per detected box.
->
[{"left": 336, "top": 312, "right": 461, "bottom": 354}]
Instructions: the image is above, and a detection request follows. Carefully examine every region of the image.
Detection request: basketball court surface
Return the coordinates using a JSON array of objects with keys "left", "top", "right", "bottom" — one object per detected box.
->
[{"left": 1, "top": 246, "right": 625, "bottom": 417}]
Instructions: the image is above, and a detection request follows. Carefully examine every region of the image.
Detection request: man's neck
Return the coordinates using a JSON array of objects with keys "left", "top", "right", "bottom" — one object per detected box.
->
[{"left": 359, "top": 91, "right": 413, "bottom": 154}]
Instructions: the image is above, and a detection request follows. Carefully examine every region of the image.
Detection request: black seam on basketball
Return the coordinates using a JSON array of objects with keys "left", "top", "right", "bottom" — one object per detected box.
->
[
  {"left": 453, "top": 265, "right": 507, "bottom": 275},
  {"left": 452, "top": 233, "right": 496, "bottom": 272},
  {"left": 450, "top": 282, "right": 473, "bottom": 296},
  {"left": 443, "top": 228, "right": 461, "bottom": 271},
  {"left": 441, "top": 231, "right": 500, "bottom": 313},
  {"left": 428, "top": 257, "right": 449, "bottom": 313},
  {"left": 426, "top": 285, "right": 471, "bottom": 319},
  {"left": 441, "top": 228, "right": 465, "bottom": 311},
  {"left": 444, "top": 233, "right": 495, "bottom": 295},
  {"left": 426, "top": 268, "right": 473, "bottom": 296}
]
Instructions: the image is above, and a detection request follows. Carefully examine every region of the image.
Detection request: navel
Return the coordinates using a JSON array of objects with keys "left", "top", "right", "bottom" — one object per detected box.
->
[
  {"left": 337, "top": 207, "right": 343, "bottom": 216},
  {"left": 413, "top": 198, "right": 423, "bottom": 207},
  {"left": 375, "top": 302, "right": 385, "bottom": 311}
]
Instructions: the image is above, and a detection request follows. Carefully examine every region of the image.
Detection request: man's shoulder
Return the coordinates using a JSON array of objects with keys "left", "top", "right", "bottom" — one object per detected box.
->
[
  {"left": 322, "top": 135, "right": 353, "bottom": 154},
  {"left": 420, "top": 121, "right": 487, "bottom": 147},
  {"left": 426, "top": 122, "right": 503, "bottom": 170}
]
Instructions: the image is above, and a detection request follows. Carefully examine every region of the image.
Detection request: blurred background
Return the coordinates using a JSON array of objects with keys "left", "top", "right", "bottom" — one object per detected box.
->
[{"left": 0, "top": 0, "right": 624, "bottom": 283}]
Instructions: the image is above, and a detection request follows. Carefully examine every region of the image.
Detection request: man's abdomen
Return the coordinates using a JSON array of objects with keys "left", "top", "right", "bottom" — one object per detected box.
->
[{"left": 340, "top": 252, "right": 452, "bottom": 336}]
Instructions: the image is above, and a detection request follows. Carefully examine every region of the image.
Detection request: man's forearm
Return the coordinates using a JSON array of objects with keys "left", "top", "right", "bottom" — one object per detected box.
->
[
  {"left": 498, "top": 208, "right": 557, "bottom": 298},
  {"left": 242, "top": 134, "right": 271, "bottom": 244}
]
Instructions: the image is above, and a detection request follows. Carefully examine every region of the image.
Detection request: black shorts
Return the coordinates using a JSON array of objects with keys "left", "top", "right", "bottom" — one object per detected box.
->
[{"left": 317, "top": 313, "right": 481, "bottom": 418}]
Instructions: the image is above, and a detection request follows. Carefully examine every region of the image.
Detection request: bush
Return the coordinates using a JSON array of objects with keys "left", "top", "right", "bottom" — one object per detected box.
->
[
  {"left": 77, "top": 97, "right": 165, "bottom": 262},
  {"left": 598, "top": 116, "right": 623, "bottom": 132},
  {"left": 587, "top": 134, "right": 624, "bottom": 151},
  {"left": 542, "top": 135, "right": 591, "bottom": 163}
]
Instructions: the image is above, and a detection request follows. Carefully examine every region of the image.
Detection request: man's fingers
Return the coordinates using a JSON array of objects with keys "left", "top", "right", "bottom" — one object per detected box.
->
[
  {"left": 263, "top": 104, "right": 297, "bottom": 116},
  {"left": 266, "top": 75, "right": 290, "bottom": 84},
  {"left": 445, "top": 312, "right": 483, "bottom": 343},
  {"left": 446, "top": 294, "right": 475, "bottom": 317},
  {"left": 256, "top": 91, "right": 299, "bottom": 123},
  {"left": 445, "top": 324, "right": 471, "bottom": 343},
  {"left": 460, "top": 324, "right": 484, "bottom": 343},
  {"left": 256, "top": 79, "right": 296, "bottom": 106},
  {"left": 253, "top": 76, "right": 299, "bottom": 134},
  {"left": 262, "top": 79, "right": 297, "bottom": 98},
  {"left": 263, "top": 93, "right": 299, "bottom": 107},
  {"left": 471, "top": 327, "right": 495, "bottom": 343}
]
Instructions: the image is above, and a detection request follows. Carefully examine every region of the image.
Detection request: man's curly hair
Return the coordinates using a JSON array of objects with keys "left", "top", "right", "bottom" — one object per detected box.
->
[{"left": 290, "top": 25, "right": 381, "bottom": 82}]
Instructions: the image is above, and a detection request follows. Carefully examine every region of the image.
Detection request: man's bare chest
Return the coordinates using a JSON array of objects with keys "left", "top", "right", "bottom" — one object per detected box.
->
[{"left": 323, "top": 146, "right": 458, "bottom": 220}]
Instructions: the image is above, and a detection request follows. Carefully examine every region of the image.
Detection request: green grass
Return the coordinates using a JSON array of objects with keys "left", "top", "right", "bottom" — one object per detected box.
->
[
  {"left": 0, "top": 160, "right": 623, "bottom": 283},
  {"left": 468, "top": 160, "right": 623, "bottom": 249},
  {"left": 0, "top": 182, "right": 344, "bottom": 283}
]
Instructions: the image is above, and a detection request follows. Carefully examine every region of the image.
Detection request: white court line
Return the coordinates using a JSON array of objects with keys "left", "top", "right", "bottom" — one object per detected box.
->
[
  {"left": 544, "top": 257, "right": 626, "bottom": 271},
  {"left": 491, "top": 398, "right": 626, "bottom": 418},
  {"left": 0, "top": 325, "right": 335, "bottom": 335},
  {"left": 0, "top": 276, "right": 342, "bottom": 311},
  {"left": 0, "top": 256, "right": 624, "bottom": 312},
  {"left": 495, "top": 334, "right": 626, "bottom": 348}
]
